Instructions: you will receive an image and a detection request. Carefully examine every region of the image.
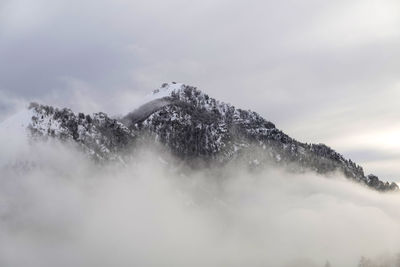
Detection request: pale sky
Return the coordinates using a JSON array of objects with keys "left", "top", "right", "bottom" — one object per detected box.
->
[{"left": 1, "top": 0, "right": 399, "bottom": 180}]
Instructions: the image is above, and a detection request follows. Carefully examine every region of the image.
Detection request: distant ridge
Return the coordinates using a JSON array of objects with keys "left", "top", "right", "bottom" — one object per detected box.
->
[{"left": 3, "top": 82, "right": 397, "bottom": 192}]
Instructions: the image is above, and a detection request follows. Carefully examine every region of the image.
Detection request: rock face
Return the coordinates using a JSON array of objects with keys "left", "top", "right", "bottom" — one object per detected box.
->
[
  {"left": 28, "top": 102, "right": 135, "bottom": 162},
  {"left": 24, "top": 83, "right": 398, "bottom": 191}
]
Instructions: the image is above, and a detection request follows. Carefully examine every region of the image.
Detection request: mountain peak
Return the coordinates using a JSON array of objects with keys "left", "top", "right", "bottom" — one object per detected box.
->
[
  {"left": 154, "top": 82, "right": 184, "bottom": 94},
  {"left": 143, "top": 82, "right": 186, "bottom": 103},
  {"left": 2, "top": 85, "right": 398, "bottom": 192}
]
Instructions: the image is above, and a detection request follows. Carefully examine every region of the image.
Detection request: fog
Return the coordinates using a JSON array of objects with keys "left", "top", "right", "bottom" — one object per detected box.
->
[{"left": 1, "top": 137, "right": 400, "bottom": 267}]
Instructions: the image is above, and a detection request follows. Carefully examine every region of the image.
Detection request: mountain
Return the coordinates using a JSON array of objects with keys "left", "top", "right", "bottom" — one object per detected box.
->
[{"left": 4, "top": 82, "right": 398, "bottom": 191}]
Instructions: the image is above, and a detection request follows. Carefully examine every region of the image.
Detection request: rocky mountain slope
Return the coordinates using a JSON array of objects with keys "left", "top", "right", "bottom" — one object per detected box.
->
[{"left": 9, "top": 82, "right": 398, "bottom": 191}]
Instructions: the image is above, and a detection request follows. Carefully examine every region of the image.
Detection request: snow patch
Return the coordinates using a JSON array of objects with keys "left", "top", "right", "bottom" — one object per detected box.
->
[{"left": 143, "top": 82, "right": 185, "bottom": 103}]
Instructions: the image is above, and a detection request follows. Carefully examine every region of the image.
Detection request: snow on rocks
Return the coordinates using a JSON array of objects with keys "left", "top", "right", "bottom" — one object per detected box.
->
[{"left": 1, "top": 83, "right": 397, "bottom": 192}]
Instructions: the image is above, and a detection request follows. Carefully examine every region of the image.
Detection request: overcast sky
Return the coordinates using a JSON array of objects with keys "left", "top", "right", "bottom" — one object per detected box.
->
[{"left": 1, "top": 0, "right": 399, "bottom": 180}]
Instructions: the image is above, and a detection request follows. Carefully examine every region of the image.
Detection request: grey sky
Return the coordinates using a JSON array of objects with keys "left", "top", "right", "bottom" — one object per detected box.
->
[{"left": 1, "top": 0, "right": 399, "bottom": 179}]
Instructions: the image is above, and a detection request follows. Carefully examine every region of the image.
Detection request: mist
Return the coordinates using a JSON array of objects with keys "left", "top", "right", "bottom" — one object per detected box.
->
[{"left": 1, "top": 132, "right": 400, "bottom": 267}]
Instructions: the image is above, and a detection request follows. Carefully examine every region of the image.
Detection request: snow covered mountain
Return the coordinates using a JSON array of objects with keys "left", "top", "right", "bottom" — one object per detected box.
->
[{"left": 2, "top": 82, "right": 398, "bottom": 192}]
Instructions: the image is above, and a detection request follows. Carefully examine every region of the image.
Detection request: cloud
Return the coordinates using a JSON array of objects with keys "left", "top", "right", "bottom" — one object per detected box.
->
[
  {"left": 1, "top": 135, "right": 400, "bottom": 266},
  {"left": 0, "top": 0, "right": 399, "bottom": 178},
  {"left": 0, "top": 91, "right": 27, "bottom": 122}
]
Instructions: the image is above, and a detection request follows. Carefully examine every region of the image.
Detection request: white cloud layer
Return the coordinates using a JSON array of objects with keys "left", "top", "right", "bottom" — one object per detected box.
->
[{"left": 1, "top": 137, "right": 400, "bottom": 267}]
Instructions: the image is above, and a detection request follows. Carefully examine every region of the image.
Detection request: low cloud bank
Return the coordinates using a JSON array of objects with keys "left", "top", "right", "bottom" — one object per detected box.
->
[{"left": 1, "top": 138, "right": 400, "bottom": 267}]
